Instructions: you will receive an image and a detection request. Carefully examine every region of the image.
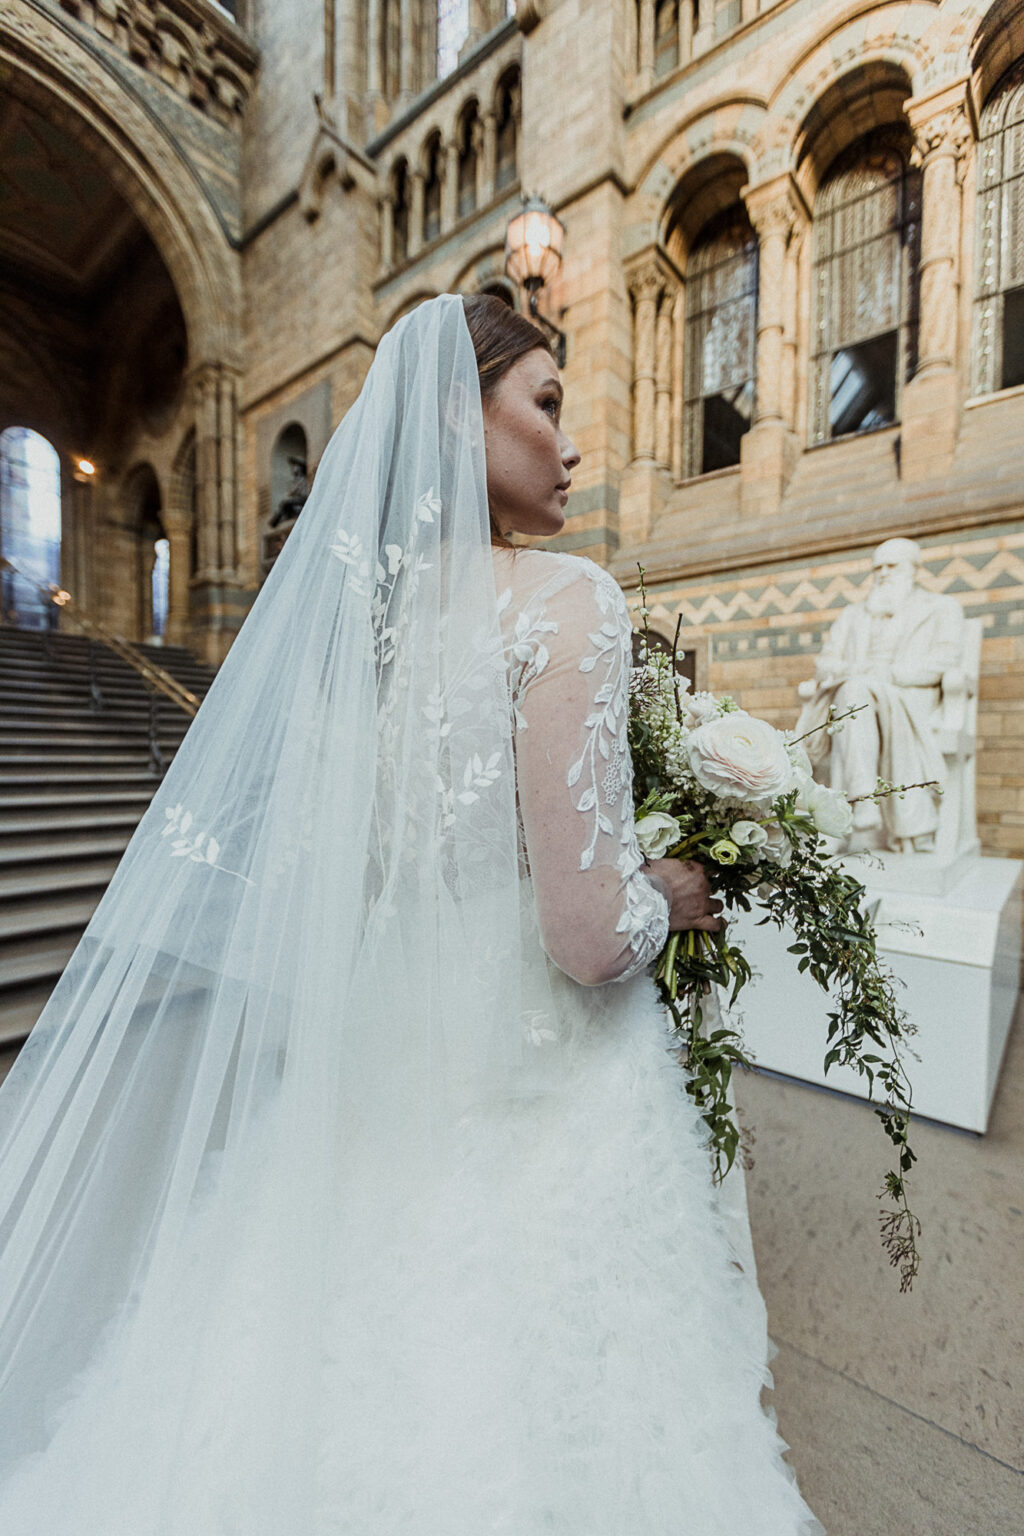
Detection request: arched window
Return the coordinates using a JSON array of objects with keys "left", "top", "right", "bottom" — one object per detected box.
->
[
  {"left": 392, "top": 158, "right": 410, "bottom": 264},
  {"left": 152, "top": 538, "right": 170, "bottom": 641},
  {"left": 810, "top": 127, "right": 921, "bottom": 444},
  {"left": 0, "top": 427, "right": 61, "bottom": 630},
  {"left": 270, "top": 423, "right": 309, "bottom": 529},
  {"left": 495, "top": 70, "right": 520, "bottom": 192},
  {"left": 683, "top": 207, "right": 758, "bottom": 477},
  {"left": 437, "top": 0, "right": 469, "bottom": 78},
  {"left": 422, "top": 133, "right": 443, "bottom": 244},
  {"left": 457, "top": 103, "right": 479, "bottom": 220},
  {"left": 975, "top": 59, "right": 1024, "bottom": 394}
]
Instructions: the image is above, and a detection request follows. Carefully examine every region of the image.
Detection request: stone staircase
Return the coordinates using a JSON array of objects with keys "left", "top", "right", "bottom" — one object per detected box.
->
[{"left": 0, "top": 626, "right": 218, "bottom": 1045}]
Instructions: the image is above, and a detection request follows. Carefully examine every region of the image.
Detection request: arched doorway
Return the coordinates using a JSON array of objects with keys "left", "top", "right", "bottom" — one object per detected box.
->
[
  {"left": 0, "top": 12, "right": 249, "bottom": 661},
  {"left": 0, "top": 427, "right": 61, "bottom": 630},
  {"left": 123, "top": 463, "right": 166, "bottom": 644}
]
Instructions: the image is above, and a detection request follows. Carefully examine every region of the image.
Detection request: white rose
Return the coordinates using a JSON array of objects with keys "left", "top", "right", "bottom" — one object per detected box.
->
[
  {"left": 804, "top": 780, "right": 854, "bottom": 839},
  {"left": 762, "top": 823, "right": 793, "bottom": 867},
  {"left": 731, "top": 819, "right": 768, "bottom": 850},
  {"left": 688, "top": 713, "right": 796, "bottom": 806},
  {"left": 634, "top": 812, "right": 682, "bottom": 859}
]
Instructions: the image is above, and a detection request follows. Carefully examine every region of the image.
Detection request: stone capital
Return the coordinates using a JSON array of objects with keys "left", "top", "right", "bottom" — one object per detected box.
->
[
  {"left": 625, "top": 247, "right": 682, "bottom": 306},
  {"left": 742, "top": 176, "right": 806, "bottom": 245},
  {"left": 909, "top": 104, "right": 973, "bottom": 169}
]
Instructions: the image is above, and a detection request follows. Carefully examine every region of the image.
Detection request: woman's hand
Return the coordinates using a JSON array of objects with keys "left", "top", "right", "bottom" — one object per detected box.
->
[{"left": 642, "top": 858, "right": 724, "bottom": 934}]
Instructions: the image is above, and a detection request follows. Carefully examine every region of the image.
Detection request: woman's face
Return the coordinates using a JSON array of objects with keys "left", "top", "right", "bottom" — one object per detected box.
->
[{"left": 482, "top": 348, "right": 581, "bottom": 541}]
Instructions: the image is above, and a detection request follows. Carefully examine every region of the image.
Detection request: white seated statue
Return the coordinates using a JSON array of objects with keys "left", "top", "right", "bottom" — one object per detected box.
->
[{"left": 796, "top": 538, "right": 978, "bottom": 861}]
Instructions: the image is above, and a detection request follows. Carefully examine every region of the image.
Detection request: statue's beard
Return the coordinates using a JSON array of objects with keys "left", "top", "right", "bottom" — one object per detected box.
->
[{"left": 866, "top": 569, "right": 915, "bottom": 617}]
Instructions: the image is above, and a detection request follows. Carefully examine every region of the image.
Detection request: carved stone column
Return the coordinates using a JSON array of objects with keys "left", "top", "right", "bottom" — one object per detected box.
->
[
  {"left": 365, "top": 0, "right": 386, "bottom": 132},
  {"left": 442, "top": 139, "right": 459, "bottom": 232},
  {"left": 693, "top": 0, "right": 714, "bottom": 56},
  {"left": 678, "top": 0, "right": 694, "bottom": 67},
  {"left": 746, "top": 183, "right": 797, "bottom": 428},
  {"left": 670, "top": 289, "right": 685, "bottom": 481},
  {"left": 480, "top": 111, "right": 497, "bottom": 206},
  {"left": 629, "top": 261, "right": 664, "bottom": 462},
  {"left": 192, "top": 365, "right": 220, "bottom": 579},
  {"left": 399, "top": 0, "right": 415, "bottom": 101},
  {"left": 636, "top": 0, "right": 655, "bottom": 91},
  {"left": 189, "top": 362, "right": 242, "bottom": 661},
  {"left": 740, "top": 176, "right": 806, "bottom": 515},
  {"left": 901, "top": 87, "right": 973, "bottom": 481},
  {"left": 472, "top": 116, "right": 487, "bottom": 208},
  {"left": 217, "top": 369, "right": 238, "bottom": 577},
  {"left": 165, "top": 523, "right": 191, "bottom": 646},
  {"left": 409, "top": 168, "right": 425, "bottom": 257},
  {"left": 655, "top": 287, "right": 675, "bottom": 468},
  {"left": 379, "top": 189, "right": 395, "bottom": 275}
]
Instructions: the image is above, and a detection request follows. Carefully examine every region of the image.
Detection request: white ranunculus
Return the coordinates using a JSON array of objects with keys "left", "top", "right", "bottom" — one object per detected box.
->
[
  {"left": 804, "top": 780, "right": 854, "bottom": 839},
  {"left": 731, "top": 819, "right": 768, "bottom": 850},
  {"left": 634, "top": 811, "right": 683, "bottom": 859},
  {"left": 762, "top": 823, "right": 794, "bottom": 867},
  {"left": 688, "top": 712, "right": 796, "bottom": 806}
]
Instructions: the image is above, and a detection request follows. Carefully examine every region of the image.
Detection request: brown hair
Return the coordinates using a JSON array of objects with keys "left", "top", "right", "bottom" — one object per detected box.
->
[{"left": 461, "top": 293, "right": 555, "bottom": 550}]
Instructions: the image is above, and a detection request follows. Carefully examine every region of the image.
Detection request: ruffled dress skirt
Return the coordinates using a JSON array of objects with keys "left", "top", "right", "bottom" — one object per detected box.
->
[{"left": 0, "top": 964, "right": 822, "bottom": 1534}]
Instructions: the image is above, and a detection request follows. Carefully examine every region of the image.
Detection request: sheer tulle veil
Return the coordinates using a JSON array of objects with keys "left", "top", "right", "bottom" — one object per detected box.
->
[{"left": 0, "top": 295, "right": 559, "bottom": 1523}]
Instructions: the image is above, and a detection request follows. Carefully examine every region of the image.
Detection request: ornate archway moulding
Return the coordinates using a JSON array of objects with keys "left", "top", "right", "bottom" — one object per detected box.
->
[
  {"left": 1, "top": 3, "right": 241, "bottom": 369},
  {"left": 55, "top": 0, "right": 258, "bottom": 118},
  {"left": 631, "top": 96, "right": 764, "bottom": 204},
  {"left": 760, "top": 8, "right": 935, "bottom": 180}
]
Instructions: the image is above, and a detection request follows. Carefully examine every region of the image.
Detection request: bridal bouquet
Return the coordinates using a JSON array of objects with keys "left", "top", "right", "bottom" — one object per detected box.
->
[{"left": 628, "top": 574, "right": 921, "bottom": 1290}]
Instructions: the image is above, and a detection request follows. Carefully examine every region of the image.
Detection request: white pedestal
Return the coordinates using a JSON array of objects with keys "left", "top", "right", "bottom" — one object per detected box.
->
[{"left": 730, "top": 856, "right": 1022, "bottom": 1133}]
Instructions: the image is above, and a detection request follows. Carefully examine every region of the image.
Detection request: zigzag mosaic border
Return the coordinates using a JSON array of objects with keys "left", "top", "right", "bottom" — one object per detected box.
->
[{"left": 641, "top": 525, "right": 1024, "bottom": 656}]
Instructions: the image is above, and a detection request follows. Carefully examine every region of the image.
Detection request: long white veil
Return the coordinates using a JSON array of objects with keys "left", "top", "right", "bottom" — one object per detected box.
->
[{"left": 0, "top": 295, "right": 563, "bottom": 1527}]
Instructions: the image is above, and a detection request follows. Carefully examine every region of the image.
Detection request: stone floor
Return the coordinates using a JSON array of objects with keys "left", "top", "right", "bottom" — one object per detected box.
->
[
  {"left": 737, "top": 992, "right": 1024, "bottom": 1536},
  {"left": 1, "top": 1001, "right": 1021, "bottom": 1534}
]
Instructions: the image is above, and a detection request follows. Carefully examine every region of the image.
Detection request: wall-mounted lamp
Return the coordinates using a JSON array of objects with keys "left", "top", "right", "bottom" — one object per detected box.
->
[
  {"left": 504, "top": 194, "right": 567, "bottom": 367},
  {"left": 74, "top": 458, "right": 96, "bottom": 482}
]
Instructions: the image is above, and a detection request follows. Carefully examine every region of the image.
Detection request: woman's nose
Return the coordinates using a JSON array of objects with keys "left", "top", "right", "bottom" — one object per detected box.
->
[{"left": 560, "top": 433, "right": 581, "bottom": 471}]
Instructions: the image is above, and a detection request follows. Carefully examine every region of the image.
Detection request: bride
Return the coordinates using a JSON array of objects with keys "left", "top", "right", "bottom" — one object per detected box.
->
[{"left": 0, "top": 293, "right": 821, "bottom": 1533}]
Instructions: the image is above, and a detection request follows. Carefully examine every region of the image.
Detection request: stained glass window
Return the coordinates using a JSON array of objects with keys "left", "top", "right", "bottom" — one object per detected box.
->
[
  {"left": 809, "top": 127, "right": 921, "bottom": 444},
  {"left": 974, "top": 60, "right": 1024, "bottom": 395},
  {"left": 683, "top": 207, "right": 758, "bottom": 476},
  {"left": 437, "top": 0, "right": 469, "bottom": 78}
]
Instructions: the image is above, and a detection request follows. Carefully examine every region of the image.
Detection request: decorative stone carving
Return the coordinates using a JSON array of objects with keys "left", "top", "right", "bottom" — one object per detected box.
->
[
  {"left": 57, "top": 0, "right": 258, "bottom": 119},
  {"left": 795, "top": 538, "right": 974, "bottom": 857}
]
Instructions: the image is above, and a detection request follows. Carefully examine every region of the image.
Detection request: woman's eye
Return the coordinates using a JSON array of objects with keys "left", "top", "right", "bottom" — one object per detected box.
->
[{"left": 542, "top": 398, "right": 560, "bottom": 417}]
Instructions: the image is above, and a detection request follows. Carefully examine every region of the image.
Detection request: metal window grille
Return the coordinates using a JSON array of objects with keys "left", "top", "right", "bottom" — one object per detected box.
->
[
  {"left": 683, "top": 210, "right": 758, "bottom": 477},
  {"left": 809, "top": 127, "right": 921, "bottom": 445},
  {"left": 974, "top": 59, "right": 1024, "bottom": 396}
]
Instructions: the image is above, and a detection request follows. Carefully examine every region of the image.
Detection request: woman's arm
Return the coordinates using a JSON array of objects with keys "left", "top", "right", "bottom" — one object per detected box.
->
[{"left": 512, "top": 563, "right": 718, "bottom": 986}]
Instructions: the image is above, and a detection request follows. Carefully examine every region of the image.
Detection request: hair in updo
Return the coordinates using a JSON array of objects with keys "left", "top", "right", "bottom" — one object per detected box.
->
[{"left": 461, "top": 293, "right": 555, "bottom": 550}]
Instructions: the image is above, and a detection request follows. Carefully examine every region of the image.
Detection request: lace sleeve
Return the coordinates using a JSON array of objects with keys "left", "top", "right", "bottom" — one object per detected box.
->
[{"left": 509, "top": 559, "right": 670, "bottom": 987}]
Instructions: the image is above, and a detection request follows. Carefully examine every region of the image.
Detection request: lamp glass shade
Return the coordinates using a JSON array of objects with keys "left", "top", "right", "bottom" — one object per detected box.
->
[{"left": 504, "top": 201, "right": 564, "bottom": 287}]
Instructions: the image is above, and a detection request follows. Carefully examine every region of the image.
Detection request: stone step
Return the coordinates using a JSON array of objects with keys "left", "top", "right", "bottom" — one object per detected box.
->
[
  {"left": 0, "top": 751, "right": 156, "bottom": 769},
  {"left": 0, "top": 766, "right": 161, "bottom": 786},
  {"left": 0, "top": 982, "right": 56, "bottom": 1046},
  {"left": 0, "top": 933, "right": 79, "bottom": 989},
  {"left": 0, "top": 858, "right": 122, "bottom": 901},
  {"left": 0, "top": 788, "right": 153, "bottom": 809},
  {"left": 0, "top": 807, "right": 142, "bottom": 836},
  {"left": 0, "top": 891, "right": 102, "bottom": 940},
  {"left": 0, "top": 833, "right": 132, "bottom": 866}
]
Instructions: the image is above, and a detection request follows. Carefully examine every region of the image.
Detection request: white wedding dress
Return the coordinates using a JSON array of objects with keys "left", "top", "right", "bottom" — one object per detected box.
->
[{"left": 0, "top": 549, "right": 820, "bottom": 1533}]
